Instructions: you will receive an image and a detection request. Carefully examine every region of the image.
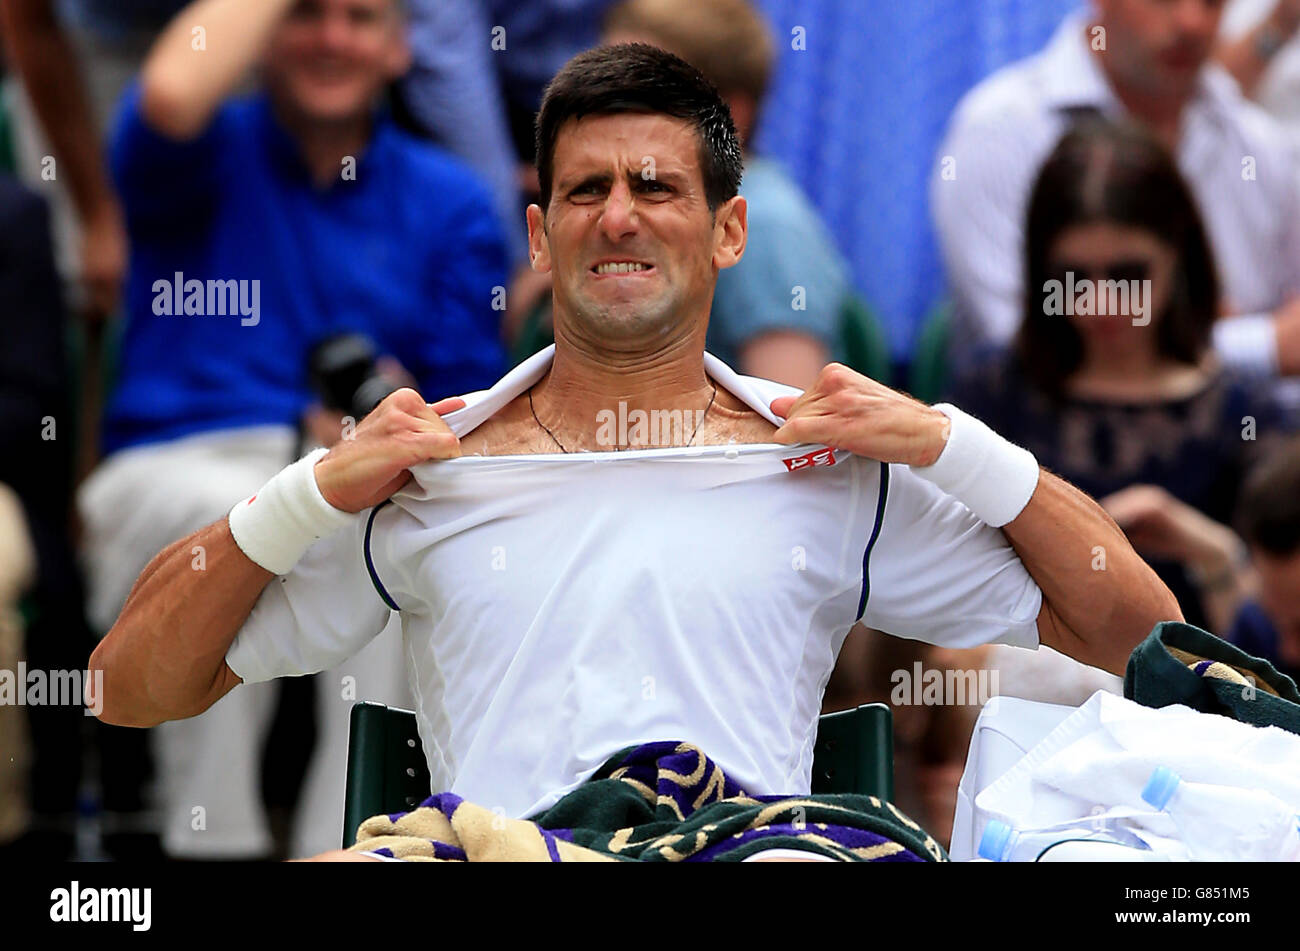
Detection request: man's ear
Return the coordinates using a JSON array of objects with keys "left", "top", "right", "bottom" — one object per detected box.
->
[
  {"left": 526, "top": 204, "right": 552, "bottom": 273},
  {"left": 712, "top": 195, "right": 747, "bottom": 271}
]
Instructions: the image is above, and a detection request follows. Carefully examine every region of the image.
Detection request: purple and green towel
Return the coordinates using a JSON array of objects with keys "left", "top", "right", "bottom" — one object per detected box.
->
[
  {"left": 348, "top": 741, "right": 948, "bottom": 862},
  {"left": 1125, "top": 620, "right": 1300, "bottom": 737}
]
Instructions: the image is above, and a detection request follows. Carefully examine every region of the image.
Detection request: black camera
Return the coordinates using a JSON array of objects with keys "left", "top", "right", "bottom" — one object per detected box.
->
[{"left": 307, "top": 333, "right": 402, "bottom": 421}]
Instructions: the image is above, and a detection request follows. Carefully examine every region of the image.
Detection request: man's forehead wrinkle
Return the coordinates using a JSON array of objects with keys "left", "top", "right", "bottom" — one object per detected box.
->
[
  {"left": 558, "top": 164, "right": 690, "bottom": 186},
  {"left": 554, "top": 149, "right": 697, "bottom": 192},
  {"left": 555, "top": 115, "right": 700, "bottom": 166}
]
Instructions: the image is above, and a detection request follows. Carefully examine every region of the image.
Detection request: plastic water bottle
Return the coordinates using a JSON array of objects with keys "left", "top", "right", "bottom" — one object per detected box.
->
[
  {"left": 1140, "top": 766, "right": 1300, "bottom": 861},
  {"left": 977, "top": 817, "right": 1152, "bottom": 862}
]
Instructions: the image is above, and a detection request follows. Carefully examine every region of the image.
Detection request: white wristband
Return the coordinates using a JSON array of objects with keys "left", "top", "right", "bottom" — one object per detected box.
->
[
  {"left": 227, "top": 447, "right": 357, "bottom": 575},
  {"left": 909, "top": 404, "right": 1040, "bottom": 527}
]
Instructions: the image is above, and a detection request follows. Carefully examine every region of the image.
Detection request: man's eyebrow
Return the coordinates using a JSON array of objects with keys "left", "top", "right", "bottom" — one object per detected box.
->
[
  {"left": 634, "top": 168, "right": 689, "bottom": 186},
  {"left": 557, "top": 167, "right": 692, "bottom": 192},
  {"left": 558, "top": 172, "right": 614, "bottom": 193}
]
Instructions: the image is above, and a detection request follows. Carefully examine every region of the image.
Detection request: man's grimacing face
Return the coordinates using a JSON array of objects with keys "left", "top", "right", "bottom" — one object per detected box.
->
[{"left": 526, "top": 112, "right": 746, "bottom": 342}]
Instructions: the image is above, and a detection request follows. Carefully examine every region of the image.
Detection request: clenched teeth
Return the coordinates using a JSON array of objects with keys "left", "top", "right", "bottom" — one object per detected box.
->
[{"left": 594, "top": 262, "right": 650, "bottom": 274}]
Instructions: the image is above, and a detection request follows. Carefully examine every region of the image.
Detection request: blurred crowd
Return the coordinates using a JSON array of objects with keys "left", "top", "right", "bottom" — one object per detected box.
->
[{"left": 1, "top": 0, "right": 1299, "bottom": 859}]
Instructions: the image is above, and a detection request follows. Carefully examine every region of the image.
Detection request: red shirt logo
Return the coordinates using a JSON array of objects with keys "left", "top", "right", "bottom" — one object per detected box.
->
[{"left": 782, "top": 447, "right": 838, "bottom": 472}]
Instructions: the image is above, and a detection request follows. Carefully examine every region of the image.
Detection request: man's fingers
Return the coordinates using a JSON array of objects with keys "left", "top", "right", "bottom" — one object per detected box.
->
[
  {"left": 769, "top": 396, "right": 797, "bottom": 419},
  {"left": 772, "top": 413, "right": 831, "bottom": 446},
  {"left": 378, "top": 391, "right": 463, "bottom": 433},
  {"left": 406, "top": 427, "right": 462, "bottom": 461},
  {"left": 427, "top": 396, "right": 466, "bottom": 417},
  {"left": 770, "top": 387, "right": 824, "bottom": 424}
]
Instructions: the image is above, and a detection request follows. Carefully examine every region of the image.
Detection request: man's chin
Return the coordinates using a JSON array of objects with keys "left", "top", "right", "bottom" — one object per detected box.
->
[{"left": 567, "top": 295, "right": 679, "bottom": 340}]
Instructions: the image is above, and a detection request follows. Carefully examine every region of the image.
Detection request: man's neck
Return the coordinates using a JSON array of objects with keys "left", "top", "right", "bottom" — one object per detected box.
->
[
  {"left": 270, "top": 97, "right": 375, "bottom": 189},
  {"left": 534, "top": 324, "right": 716, "bottom": 431}
]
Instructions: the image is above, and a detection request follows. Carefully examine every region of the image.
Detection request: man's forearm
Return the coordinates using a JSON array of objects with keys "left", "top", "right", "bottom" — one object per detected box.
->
[
  {"left": 89, "top": 518, "right": 271, "bottom": 727},
  {"left": 139, "top": 0, "right": 297, "bottom": 139},
  {"left": 1002, "top": 470, "right": 1182, "bottom": 675},
  {"left": 0, "top": 0, "right": 117, "bottom": 221}
]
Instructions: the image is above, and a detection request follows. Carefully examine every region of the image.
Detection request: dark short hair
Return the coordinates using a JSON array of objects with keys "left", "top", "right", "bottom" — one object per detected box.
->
[
  {"left": 534, "top": 43, "right": 743, "bottom": 214},
  {"left": 1238, "top": 438, "right": 1300, "bottom": 557},
  {"left": 1016, "top": 117, "right": 1219, "bottom": 399}
]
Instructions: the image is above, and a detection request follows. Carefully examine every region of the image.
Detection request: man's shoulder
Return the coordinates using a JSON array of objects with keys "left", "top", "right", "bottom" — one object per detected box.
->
[
  {"left": 112, "top": 79, "right": 255, "bottom": 154},
  {"left": 739, "top": 158, "right": 810, "bottom": 213},
  {"left": 945, "top": 49, "right": 1058, "bottom": 139}
]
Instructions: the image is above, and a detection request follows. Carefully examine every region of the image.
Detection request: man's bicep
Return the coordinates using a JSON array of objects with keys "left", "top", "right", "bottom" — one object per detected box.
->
[
  {"left": 859, "top": 466, "right": 1041, "bottom": 650},
  {"left": 1033, "top": 597, "right": 1084, "bottom": 659}
]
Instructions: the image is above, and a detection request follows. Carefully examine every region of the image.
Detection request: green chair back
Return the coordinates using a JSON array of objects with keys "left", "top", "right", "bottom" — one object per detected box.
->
[
  {"left": 809, "top": 702, "right": 894, "bottom": 801},
  {"left": 342, "top": 702, "right": 430, "bottom": 848},
  {"left": 342, "top": 700, "right": 894, "bottom": 848},
  {"left": 838, "top": 294, "right": 891, "bottom": 384}
]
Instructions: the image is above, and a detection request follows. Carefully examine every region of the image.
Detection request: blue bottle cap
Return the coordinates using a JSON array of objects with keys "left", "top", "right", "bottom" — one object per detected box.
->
[
  {"left": 1141, "top": 766, "right": 1181, "bottom": 810},
  {"left": 978, "top": 819, "right": 1014, "bottom": 861}
]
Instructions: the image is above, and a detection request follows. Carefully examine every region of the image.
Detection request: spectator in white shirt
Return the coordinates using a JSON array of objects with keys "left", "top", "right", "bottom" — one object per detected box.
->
[{"left": 932, "top": 2, "right": 1300, "bottom": 400}]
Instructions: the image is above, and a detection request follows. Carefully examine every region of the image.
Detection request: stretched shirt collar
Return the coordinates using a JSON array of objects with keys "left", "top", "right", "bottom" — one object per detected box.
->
[{"left": 441, "top": 344, "right": 799, "bottom": 439}]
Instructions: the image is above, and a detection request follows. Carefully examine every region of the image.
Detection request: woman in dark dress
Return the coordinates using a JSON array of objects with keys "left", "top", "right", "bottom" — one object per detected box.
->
[{"left": 947, "top": 118, "right": 1294, "bottom": 635}]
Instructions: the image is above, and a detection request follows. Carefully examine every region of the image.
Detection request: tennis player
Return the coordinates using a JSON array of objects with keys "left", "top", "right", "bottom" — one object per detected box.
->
[{"left": 90, "top": 44, "right": 1182, "bottom": 861}]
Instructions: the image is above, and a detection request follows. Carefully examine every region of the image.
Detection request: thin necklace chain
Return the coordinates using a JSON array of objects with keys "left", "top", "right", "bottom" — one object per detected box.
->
[{"left": 528, "top": 383, "right": 718, "bottom": 453}]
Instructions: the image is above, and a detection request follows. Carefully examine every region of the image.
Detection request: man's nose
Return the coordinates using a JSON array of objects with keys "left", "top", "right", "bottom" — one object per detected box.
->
[
  {"left": 598, "top": 180, "right": 639, "bottom": 241},
  {"left": 318, "top": 10, "right": 354, "bottom": 51}
]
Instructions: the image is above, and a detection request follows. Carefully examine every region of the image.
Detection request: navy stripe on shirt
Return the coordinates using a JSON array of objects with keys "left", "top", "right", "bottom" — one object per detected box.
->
[
  {"left": 365, "top": 501, "right": 402, "bottom": 612},
  {"left": 856, "top": 461, "right": 890, "bottom": 621}
]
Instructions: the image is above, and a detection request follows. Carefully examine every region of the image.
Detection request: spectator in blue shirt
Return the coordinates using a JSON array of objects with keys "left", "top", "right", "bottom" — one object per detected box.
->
[
  {"left": 101, "top": 3, "right": 506, "bottom": 453},
  {"left": 78, "top": 0, "right": 506, "bottom": 860}
]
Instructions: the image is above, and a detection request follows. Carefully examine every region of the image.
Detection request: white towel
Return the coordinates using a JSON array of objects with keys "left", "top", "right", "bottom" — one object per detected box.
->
[{"left": 972, "top": 691, "right": 1300, "bottom": 860}]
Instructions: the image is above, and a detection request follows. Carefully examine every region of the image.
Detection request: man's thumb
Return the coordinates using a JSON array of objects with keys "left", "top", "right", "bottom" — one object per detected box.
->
[{"left": 769, "top": 396, "right": 796, "bottom": 419}]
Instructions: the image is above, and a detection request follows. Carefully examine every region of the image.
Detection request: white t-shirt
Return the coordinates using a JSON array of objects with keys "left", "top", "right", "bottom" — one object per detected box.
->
[{"left": 226, "top": 346, "right": 1042, "bottom": 817}]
